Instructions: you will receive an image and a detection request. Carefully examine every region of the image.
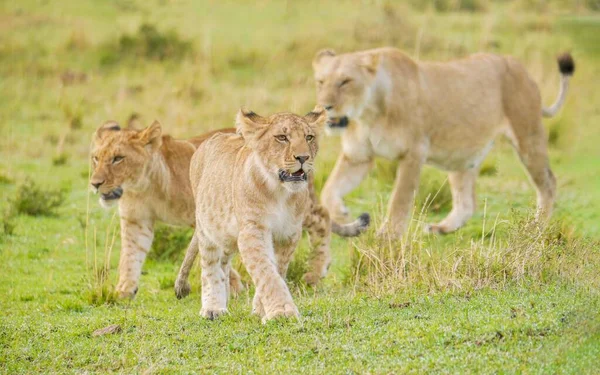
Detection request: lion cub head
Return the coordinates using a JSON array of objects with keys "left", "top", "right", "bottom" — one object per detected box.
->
[
  {"left": 236, "top": 107, "right": 326, "bottom": 193},
  {"left": 312, "top": 49, "right": 380, "bottom": 132},
  {"left": 90, "top": 120, "right": 162, "bottom": 208}
]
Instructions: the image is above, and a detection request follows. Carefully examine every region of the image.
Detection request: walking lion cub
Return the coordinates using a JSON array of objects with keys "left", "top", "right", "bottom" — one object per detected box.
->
[{"left": 180, "top": 107, "right": 325, "bottom": 321}]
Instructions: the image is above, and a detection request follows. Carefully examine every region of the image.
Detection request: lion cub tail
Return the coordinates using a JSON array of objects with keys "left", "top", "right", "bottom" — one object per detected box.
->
[
  {"left": 331, "top": 213, "right": 371, "bottom": 237},
  {"left": 542, "top": 52, "right": 575, "bottom": 118}
]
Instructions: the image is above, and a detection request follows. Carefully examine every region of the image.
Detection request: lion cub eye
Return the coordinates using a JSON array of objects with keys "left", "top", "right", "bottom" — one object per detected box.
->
[
  {"left": 112, "top": 156, "right": 125, "bottom": 164},
  {"left": 339, "top": 78, "right": 352, "bottom": 87},
  {"left": 275, "top": 135, "right": 288, "bottom": 143},
  {"left": 316, "top": 80, "right": 324, "bottom": 86},
  {"left": 92, "top": 156, "right": 98, "bottom": 165},
  {"left": 305, "top": 135, "right": 315, "bottom": 142}
]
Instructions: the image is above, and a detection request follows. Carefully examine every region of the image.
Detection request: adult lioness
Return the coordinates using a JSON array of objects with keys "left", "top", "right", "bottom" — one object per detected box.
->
[
  {"left": 181, "top": 108, "right": 325, "bottom": 321},
  {"left": 90, "top": 121, "right": 369, "bottom": 299},
  {"left": 312, "top": 47, "right": 574, "bottom": 238}
]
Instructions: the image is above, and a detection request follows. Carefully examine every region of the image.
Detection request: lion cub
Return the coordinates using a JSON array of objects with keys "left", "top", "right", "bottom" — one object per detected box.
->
[{"left": 183, "top": 107, "right": 325, "bottom": 321}]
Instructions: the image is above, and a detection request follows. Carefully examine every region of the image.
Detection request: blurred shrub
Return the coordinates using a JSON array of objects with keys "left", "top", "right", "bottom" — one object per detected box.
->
[
  {"left": 409, "top": 0, "right": 489, "bottom": 12},
  {"left": 100, "top": 23, "right": 193, "bottom": 65},
  {"left": 148, "top": 224, "right": 193, "bottom": 262},
  {"left": 11, "top": 179, "right": 67, "bottom": 216}
]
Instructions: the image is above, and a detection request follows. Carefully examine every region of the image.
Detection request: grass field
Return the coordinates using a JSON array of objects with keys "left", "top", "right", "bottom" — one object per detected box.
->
[{"left": 1, "top": 0, "right": 600, "bottom": 373}]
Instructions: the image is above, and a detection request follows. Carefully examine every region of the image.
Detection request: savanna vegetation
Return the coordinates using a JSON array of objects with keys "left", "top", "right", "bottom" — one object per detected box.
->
[{"left": 1, "top": 0, "right": 599, "bottom": 373}]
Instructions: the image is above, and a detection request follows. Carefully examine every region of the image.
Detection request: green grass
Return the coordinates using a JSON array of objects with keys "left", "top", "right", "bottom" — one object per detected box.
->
[{"left": 1, "top": 0, "right": 600, "bottom": 373}]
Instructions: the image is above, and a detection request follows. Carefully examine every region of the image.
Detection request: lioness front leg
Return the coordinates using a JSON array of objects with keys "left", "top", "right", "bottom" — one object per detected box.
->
[
  {"left": 321, "top": 153, "right": 373, "bottom": 222},
  {"left": 238, "top": 226, "right": 299, "bottom": 323},
  {"left": 116, "top": 216, "right": 154, "bottom": 299},
  {"left": 379, "top": 151, "right": 424, "bottom": 239}
]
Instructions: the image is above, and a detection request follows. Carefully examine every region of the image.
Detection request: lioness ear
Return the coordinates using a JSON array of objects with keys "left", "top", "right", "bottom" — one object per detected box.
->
[
  {"left": 236, "top": 107, "right": 267, "bottom": 140},
  {"left": 304, "top": 106, "right": 327, "bottom": 132},
  {"left": 313, "top": 49, "right": 336, "bottom": 70},
  {"left": 359, "top": 53, "right": 380, "bottom": 75},
  {"left": 94, "top": 120, "right": 121, "bottom": 141},
  {"left": 138, "top": 120, "right": 162, "bottom": 151}
]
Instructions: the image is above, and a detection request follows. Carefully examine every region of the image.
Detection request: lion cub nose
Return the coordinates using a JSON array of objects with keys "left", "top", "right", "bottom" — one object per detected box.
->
[
  {"left": 91, "top": 180, "right": 105, "bottom": 189},
  {"left": 295, "top": 155, "right": 310, "bottom": 164}
]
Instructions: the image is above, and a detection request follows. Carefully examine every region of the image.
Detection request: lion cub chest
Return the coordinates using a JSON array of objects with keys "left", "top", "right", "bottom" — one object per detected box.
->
[{"left": 267, "top": 194, "right": 305, "bottom": 242}]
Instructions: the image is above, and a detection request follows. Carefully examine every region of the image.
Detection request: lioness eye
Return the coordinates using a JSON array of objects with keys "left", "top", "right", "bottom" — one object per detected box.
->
[
  {"left": 339, "top": 78, "right": 352, "bottom": 87},
  {"left": 112, "top": 156, "right": 124, "bottom": 164},
  {"left": 306, "top": 135, "right": 314, "bottom": 142},
  {"left": 275, "top": 135, "right": 288, "bottom": 142}
]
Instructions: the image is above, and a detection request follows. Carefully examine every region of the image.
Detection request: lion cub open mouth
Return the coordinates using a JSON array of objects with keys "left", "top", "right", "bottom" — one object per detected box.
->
[
  {"left": 326, "top": 116, "right": 349, "bottom": 128},
  {"left": 279, "top": 168, "right": 307, "bottom": 182},
  {"left": 101, "top": 187, "right": 123, "bottom": 201}
]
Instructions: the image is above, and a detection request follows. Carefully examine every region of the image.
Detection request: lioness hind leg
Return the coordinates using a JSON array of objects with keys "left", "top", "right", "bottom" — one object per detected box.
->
[
  {"left": 506, "top": 116, "right": 556, "bottom": 222},
  {"left": 302, "top": 204, "right": 332, "bottom": 286},
  {"left": 425, "top": 169, "right": 477, "bottom": 234},
  {"left": 512, "top": 134, "right": 556, "bottom": 222}
]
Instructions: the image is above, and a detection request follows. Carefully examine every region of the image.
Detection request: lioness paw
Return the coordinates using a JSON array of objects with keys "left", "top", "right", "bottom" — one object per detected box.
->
[
  {"left": 424, "top": 223, "right": 451, "bottom": 235},
  {"left": 200, "top": 307, "right": 228, "bottom": 320},
  {"left": 302, "top": 271, "right": 321, "bottom": 286}
]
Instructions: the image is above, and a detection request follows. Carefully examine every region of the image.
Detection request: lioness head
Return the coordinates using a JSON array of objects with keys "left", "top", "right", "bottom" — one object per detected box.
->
[
  {"left": 90, "top": 120, "right": 162, "bottom": 208},
  {"left": 312, "top": 49, "right": 380, "bottom": 131},
  {"left": 236, "top": 107, "right": 326, "bottom": 193}
]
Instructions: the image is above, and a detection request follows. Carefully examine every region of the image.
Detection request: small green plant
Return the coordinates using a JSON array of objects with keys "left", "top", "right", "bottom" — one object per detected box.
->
[
  {"left": 0, "top": 210, "right": 17, "bottom": 241},
  {"left": 100, "top": 23, "right": 193, "bottom": 65},
  {"left": 85, "top": 212, "right": 119, "bottom": 306},
  {"left": 148, "top": 224, "right": 193, "bottom": 262},
  {"left": 11, "top": 179, "right": 68, "bottom": 216}
]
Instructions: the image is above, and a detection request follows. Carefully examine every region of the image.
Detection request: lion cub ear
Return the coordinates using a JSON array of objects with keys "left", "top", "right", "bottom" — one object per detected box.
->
[
  {"left": 304, "top": 106, "right": 327, "bottom": 132},
  {"left": 359, "top": 53, "right": 380, "bottom": 75},
  {"left": 138, "top": 120, "right": 163, "bottom": 151},
  {"left": 313, "top": 49, "right": 336, "bottom": 70},
  {"left": 236, "top": 108, "right": 268, "bottom": 141},
  {"left": 94, "top": 121, "right": 121, "bottom": 141}
]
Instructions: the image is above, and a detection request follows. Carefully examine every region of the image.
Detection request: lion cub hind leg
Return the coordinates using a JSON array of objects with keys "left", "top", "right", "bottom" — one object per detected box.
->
[
  {"left": 174, "top": 232, "right": 244, "bottom": 300},
  {"left": 238, "top": 226, "right": 299, "bottom": 323},
  {"left": 425, "top": 169, "right": 477, "bottom": 235},
  {"left": 302, "top": 204, "right": 332, "bottom": 286},
  {"left": 198, "top": 233, "right": 230, "bottom": 320}
]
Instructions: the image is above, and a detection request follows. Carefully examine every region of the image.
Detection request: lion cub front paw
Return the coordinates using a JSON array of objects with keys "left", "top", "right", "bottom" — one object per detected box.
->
[
  {"left": 116, "top": 281, "right": 138, "bottom": 299},
  {"left": 263, "top": 303, "right": 300, "bottom": 323},
  {"left": 200, "top": 307, "right": 228, "bottom": 320}
]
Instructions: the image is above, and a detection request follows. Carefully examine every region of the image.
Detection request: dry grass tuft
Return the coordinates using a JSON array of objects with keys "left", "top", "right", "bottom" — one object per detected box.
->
[{"left": 348, "top": 208, "right": 594, "bottom": 296}]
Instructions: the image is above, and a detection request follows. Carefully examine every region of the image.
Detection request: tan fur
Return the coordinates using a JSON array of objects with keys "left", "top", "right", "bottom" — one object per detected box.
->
[
  {"left": 179, "top": 108, "right": 325, "bottom": 322},
  {"left": 313, "top": 47, "right": 572, "bottom": 238},
  {"left": 90, "top": 122, "right": 243, "bottom": 298}
]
